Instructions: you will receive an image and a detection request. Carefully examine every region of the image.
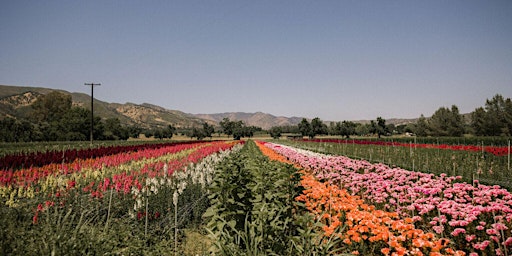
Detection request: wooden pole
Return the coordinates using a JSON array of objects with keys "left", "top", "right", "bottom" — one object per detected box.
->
[{"left": 84, "top": 83, "right": 101, "bottom": 145}]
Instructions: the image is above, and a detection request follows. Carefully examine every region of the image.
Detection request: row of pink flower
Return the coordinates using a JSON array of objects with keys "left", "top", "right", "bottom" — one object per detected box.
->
[
  {"left": 300, "top": 138, "right": 511, "bottom": 156},
  {"left": 0, "top": 141, "right": 214, "bottom": 188},
  {"left": 263, "top": 142, "right": 512, "bottom": 255}
]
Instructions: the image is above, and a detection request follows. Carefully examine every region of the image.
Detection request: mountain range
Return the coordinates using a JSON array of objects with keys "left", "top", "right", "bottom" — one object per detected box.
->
[
  {"left": 0, "top": 85, "right": 314, "bottom": 129},
  {"left": 0, "top": 84, "right": 417, "bottom": 129}
]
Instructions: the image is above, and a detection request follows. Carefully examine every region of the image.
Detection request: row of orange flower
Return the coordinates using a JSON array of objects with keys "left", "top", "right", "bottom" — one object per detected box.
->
[{"left": 256, "top": 141, "right": 465, "bottom": 256}]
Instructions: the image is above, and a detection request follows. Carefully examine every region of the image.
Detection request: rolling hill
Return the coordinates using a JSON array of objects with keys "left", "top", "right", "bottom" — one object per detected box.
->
[
  {"left": 1, "top": 84, "right": 418, "bottom": 130},
  {"left": 0, "top": 85, "right": 310, "bottom": 129},
  {"left": 194, "top": 112, "right": 305, "bottom": 130},
  {"left": 0, "top": 85, "right": 208, "bottom": 129}
]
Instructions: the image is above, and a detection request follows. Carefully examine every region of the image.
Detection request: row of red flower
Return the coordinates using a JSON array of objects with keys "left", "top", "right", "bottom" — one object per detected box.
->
[
  {"left": 299, "top": 138, "right": 511, "bottom": 156},
  {"left": 0, "top": 141, "right": 216, "bottom": 188},
  {"left": 0, "top": 141, "right": 206, "bottom": 171}
]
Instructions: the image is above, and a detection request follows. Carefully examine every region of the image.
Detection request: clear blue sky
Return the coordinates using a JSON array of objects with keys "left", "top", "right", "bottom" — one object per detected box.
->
[{"left": 1, "top": 1, "right": 511, "bottom": 121}]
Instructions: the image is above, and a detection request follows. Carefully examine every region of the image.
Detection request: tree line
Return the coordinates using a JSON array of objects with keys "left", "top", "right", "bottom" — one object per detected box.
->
[
  {"left": 0, "top": 91, "right": 143, "bottom": 142},
  {"left": 1, "top": 92, "right": 510, "bottom": 142},
  {"left": 269, "top": 94, "right": 512, "bottom": 139},
  {"left": 0, "top": 91, "right": 263, "bottom": 142}
]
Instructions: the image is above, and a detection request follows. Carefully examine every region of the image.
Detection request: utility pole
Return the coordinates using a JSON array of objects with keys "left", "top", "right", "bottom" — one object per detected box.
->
[{"left": 84, "top": 83, "right": 101, "bottom": 145}]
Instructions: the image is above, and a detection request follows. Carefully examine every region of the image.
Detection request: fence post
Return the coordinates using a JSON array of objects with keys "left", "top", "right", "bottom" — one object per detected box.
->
[{"left": 508, "top": 140, "right": 510, "bottom": 171}]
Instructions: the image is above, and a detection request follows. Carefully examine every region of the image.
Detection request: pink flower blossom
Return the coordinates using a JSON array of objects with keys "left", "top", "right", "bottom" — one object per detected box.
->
[
  {"left": 465, "top": 234, "right": 476, "bottom": 242},
  {"left": 473, "top": 240, "right": 490, "bottom": 250},
  {"left": 451, "top": 228, "right": 466, "bottom": 236},
  {"left": 433, "top": 225, "right": 444, "bottom": 234},
  {"left": 492, "top": 222, "right": 508, "bottom": 231},
  {"left": 486, "top": 229, "right": 498, "bottom": 235},
  {"left": 504, "top": 237, "right": 512, "bottom": 246}
]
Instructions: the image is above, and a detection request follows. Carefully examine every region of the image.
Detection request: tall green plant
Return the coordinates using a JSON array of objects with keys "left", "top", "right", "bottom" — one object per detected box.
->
[{"left": 205, "top": 140, "right": 327, "bottom": 255}]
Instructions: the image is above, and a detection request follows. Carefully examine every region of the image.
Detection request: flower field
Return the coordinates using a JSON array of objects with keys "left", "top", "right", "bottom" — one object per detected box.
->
[
  {"left": 283, "top": 138, "right": 512, "bottom": 190},
  {"left": 299, "top": 138, "right": 511, "bottom": 156},
  {"left": 261, "top": 141, "right": 512, "bottom": 255},
  {"left": 0, "top": 140, "right": 243, "bottom": 255},
  {"left": 1, "top": 139, "right": 511, "bottom": 255}
]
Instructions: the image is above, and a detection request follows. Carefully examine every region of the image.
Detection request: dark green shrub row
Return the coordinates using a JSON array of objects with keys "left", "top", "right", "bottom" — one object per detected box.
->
[{"left": 204, "top": 140, "right": 307, "bottom": 255}]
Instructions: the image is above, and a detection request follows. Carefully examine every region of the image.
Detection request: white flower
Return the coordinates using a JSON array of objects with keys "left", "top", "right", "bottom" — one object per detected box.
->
[{"left": 173, "top": 190, "right": 178, "bottom": 207}]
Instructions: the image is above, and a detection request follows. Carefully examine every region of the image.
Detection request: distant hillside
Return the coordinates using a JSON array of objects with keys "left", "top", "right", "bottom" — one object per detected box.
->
[
  {"left": 1, "top": 84, "right": 432, "bottom": 130},
  {"left": 0, "top": 85, "right": 206, "bottom": 129},
  {"left": 353, "top": 118, "right": 418, "bottom": 126},
  {"left": 194, "top": 112, "right": 305, "bottom": 130}
]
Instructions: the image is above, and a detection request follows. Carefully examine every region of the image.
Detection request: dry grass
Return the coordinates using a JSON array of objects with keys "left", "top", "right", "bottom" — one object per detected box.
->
[{"left": 180, "top": 229, "right": 211, "bottom": 256}]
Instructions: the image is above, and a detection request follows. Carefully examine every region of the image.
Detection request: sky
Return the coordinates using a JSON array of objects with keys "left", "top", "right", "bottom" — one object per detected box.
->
[{"left": 1, "top": 0, "right": 512, "bottom": 121}]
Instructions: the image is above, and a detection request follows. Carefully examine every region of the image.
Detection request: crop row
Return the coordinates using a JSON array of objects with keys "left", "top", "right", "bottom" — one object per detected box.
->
[
  {"left": 283, "top": 139, "right": 512, "bottom": 189},
  {"left": 298, "top": 138, "right": 511, "bottom": 156},
  {"left": 0, "top": 140, "right": 205, "bottom": 170},
  {"left": 0, "top": 141, "right": 231, "bottom": 207},
  {"left": 263, "top": 142, "right": 512, "bottom": 255},
  {"left": 0, "top": 140, "right": 243, "bottom": 255},
  {"left": 203, "top": 140, "right": 306, "bottom": 255}
]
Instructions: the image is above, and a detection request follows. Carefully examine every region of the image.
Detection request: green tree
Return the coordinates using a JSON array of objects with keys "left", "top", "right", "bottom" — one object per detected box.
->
[
  {"left": 414, "top": 114, "right": 429, "bottom": 137},
  {"left": 447, "top": 105, "right": 465, "bottom": 136},
  {"left": 0, "top": 117, "right": 17, "bottom": 142},
  {"left": 143, "top": 129, "right": 154, "bottom": 139},
  {"left": 220, "top": 117, "right": 234, "bottom": 136},
  {"left": 191, "top": 127, "right": 205, "bottom": 140},
  {"left": 127, "top": 125, "right": 142, "bottom": 139},
  {"left": 298, "top": 118, "right": 311, "bottom": 138},
  {"left": 339, "top": 121, "right": 357, "bottom": 138},
  {"left": 469, "top": 94, "right": 512, "bottom": 136},
  {"left": 330, "top": 121, "right": 356, "bottom": 138},
  {"left": 269, "top": 126, "right": 282, "bottom": 139},
  {"left": 219, "top": 118, "right": 248, "bottom": 140},
  {"left": 370, "top": 117, "right": 389, "bottom": 138},
  {"left": 102, "top": 118, "right": 129, "bottom": 140},
  {"left": 231, "top": 121, "right": 245, "bottom": 140},
  {"left": 0, "top": 117, "right": 36, "bottom": 142},
  {"left": 59, "top": 107, "right": 90, "bottom": 141},
  {"left": 31, "top": 91, "right": 72, "bottom": 123},
  {"left": 163, "top": 125, "right": 176, "bottom": 139},
  {"left": 429, "top": 105, "right": 464, "bottom": 136},
  {"left": 309, "top": 117, "right": 327, "bottom": 138},
  {"left": 202, "top": 122, "right": 215, "bottom": 139},
  {"left": 189, "top": 123, "right": 214, "bottom": 140},
  {"left": 355, "top": 123, "right": 371, "bottom": 136}
]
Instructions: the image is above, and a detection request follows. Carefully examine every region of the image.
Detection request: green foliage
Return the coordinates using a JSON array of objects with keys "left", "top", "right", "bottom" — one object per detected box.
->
[
  {"left": 330, "top": 121, "right": 357, "bottom": 138},
  {"left": 0, "top": 117, "right": 35, "bottom": 142},
  {"left": 471, "top": 94, "right": 512, "bottom": 136},
  {"left": 31, "top": 91, "right": 72, "bottom": 123},
  {"left": 268, "top": 126, "right": 282, "bottom": 139},
  {"left": 190, "top": 122, "right": 215, "bottom": 140},
  {"left": 413, "top": 114, "right": 428, "bottom": 137},
  {"left": 310, "top": 117, "right": 328, "bottom": 138},
  {"left": 299, "top": 117, "right": 327, "bottom": 139},
  {"left": 298, "top": 118, "right": 311, "bottom": 138},
  {"left": 219, "top": 118, "right": 256, "bottom": 140},
  {"left": 370, "top": 117, "right": 389, "bottom": 138},
  {"left": 0, "top": 91, "right": 143, "bottom": 142},
  {"left": 428, "top": 105, "right": 465, "bottom": 137},
  {"left": 205, "top": 141, "right": 306, "bottom": 255},
  {"left": 203, "top": 122, "right": 215, "bottom": 138},
  {"left": 154, "top": 125, "right": 176, "bottom": 140}
]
